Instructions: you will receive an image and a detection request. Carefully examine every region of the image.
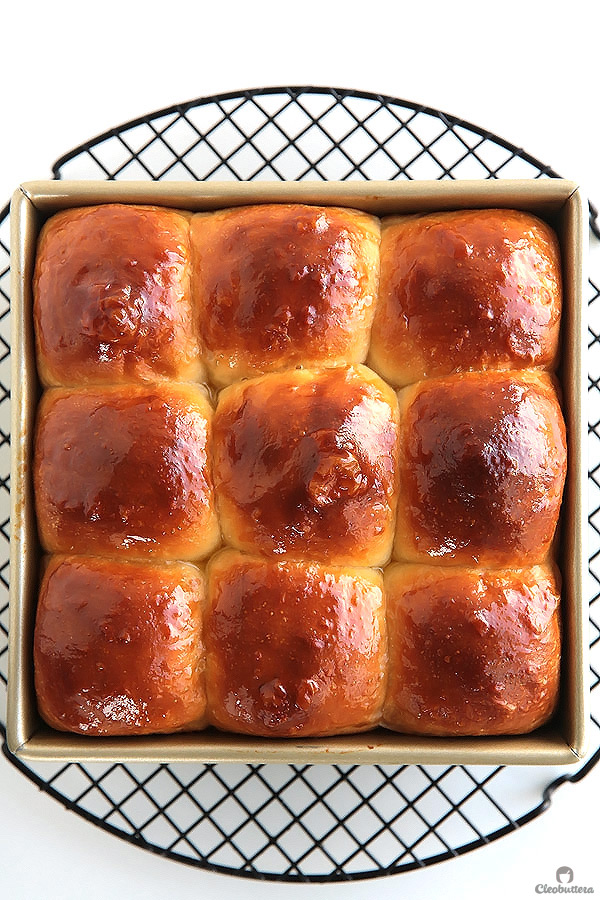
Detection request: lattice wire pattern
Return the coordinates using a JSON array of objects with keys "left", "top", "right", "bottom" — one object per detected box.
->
[
  {"left": 54, "top": 90, "right": 554, "bottom": 185},
  {"left": 1, "top": 87, "right": 598, "bottom": 883},
  {"left": 0, "top": 216, "right": 10, "bottom": 728}
]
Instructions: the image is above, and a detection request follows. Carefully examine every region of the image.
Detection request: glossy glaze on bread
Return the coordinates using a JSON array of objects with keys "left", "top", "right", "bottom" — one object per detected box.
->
[
  {"left": 394, "top": 370, "right": 567, "bottom": 567},
  {"left": 205, "top": 551, "right": 386, "bottom": 737},
  {"left": 212, "top": 365, "right": 399, "bottom": 565},
  {"left": 31, "top": 201, "right": 567, "bottom": 739},
  {"left": 370, "top": 209, "right": 561, "bottom": 387},
  {"left": 34, "top": 556, "right": 207, "bottom": 735},
  {"left": 34, "top": 204, "right": 201, "bottom": 386},
  {"left": 191, "top": 204, "right": 380, "bottom": 385},
  {"left": 383, "top": 564, "right": 561, "bottom": 736},
  {"left": 34, "top": 383, "right": 220, "bottom": 561}
]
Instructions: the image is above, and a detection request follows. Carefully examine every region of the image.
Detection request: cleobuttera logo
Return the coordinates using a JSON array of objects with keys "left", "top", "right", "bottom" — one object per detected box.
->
[
  {"left": 535, "top": 866, "right": 594, "bottom": 894},
  {"left": 557, "top": 868, "right": 574, "bottom": 885}
]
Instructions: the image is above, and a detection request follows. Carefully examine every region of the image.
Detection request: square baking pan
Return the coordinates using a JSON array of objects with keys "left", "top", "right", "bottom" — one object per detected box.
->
[{"left": 6, "top": 178, "right": 588, "bottom": 764}]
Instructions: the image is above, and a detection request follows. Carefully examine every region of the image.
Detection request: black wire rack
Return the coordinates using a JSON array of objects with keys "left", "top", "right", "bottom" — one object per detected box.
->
[{"left": 0, "top": 86, "right": 598, "bottom": 884}]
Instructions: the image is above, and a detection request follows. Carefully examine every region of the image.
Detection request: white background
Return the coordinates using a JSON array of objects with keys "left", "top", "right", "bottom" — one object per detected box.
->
[{"left": 2, "top": 2, "right": 599, "bottom": 898}]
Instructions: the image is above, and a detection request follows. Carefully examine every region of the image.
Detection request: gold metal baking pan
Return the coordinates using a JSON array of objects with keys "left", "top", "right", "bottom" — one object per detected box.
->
[{"left": 7, "top": 178, "right": 588, "bottom": 764}]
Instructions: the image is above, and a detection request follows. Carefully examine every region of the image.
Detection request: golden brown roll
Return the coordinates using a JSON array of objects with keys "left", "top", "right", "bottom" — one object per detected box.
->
[
  {"left": 34, "top": 383, "right": 220, "bottom": 561},
  {"left": 394, "top": 370, "right": 567, "bottom": 567},
  {"left": 212, "top": 365, "right": 399, "bottom": 566},
  {"left": 369, "top": 209, "right": 561, "bottom": 387},
  {"left": 205, "top": 550, "right": 386, "bottom": 737},
  {"left": 190, "top": 204, "right": 380, "bottom": 385},
  {"left": 383, "top": 563, "right": 561, "bottom": 736},
  {"left": 34, "top": 204, "right": 201, "bottom": 386},
  {"left": 34, "top": 555, "right": 207, "bottom": 736}
]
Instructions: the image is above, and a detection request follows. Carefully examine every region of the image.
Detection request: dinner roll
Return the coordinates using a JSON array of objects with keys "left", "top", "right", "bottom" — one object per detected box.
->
[
  {"left": 383, "top": 563, "right": 561, "bottom": 736},
  {"left": 191, "top": 204, "right": 380, "bottom": 385},
  {"left": 205, "top": 550, "right": 386, "bottom": 737},
  {"left": 34, "top": 555, "right": 207, "bottom": 735},
  {"left": 370, "top": 209, "right": 561, "bottom": 387},
  {"left": 34, "top": 383, "right": 220, "bottom": 560},
  {"left": 394, "top": 370, "right": 567, "bottom": 567},
  {"left": 212, "top": 365, "right": 399, "bottom": 565},
  {"left": 34, "top": 204, "right": 201, "bottom": 386}
]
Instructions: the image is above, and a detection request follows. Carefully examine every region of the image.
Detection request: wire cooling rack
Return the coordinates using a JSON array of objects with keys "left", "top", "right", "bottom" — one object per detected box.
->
[{"left": 0, "top": 86, "right": 599, "bottom": 883}]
